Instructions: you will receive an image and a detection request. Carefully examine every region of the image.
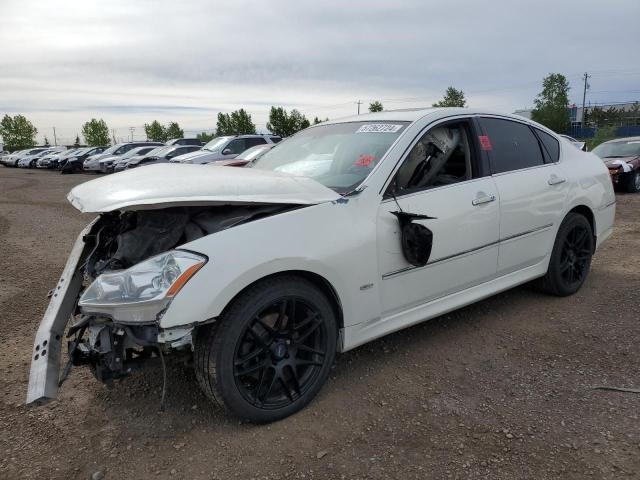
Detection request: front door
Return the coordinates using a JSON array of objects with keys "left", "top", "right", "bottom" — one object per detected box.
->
[{"left": 376, "top": 118, "right": 500, "bottom": 317}]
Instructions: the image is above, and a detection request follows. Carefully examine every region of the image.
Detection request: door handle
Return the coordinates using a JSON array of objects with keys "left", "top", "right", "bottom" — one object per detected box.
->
[
  {"left": 548, "top": 175, "right": 566, "bottom": 186},
  {"left": 472, "top": 194, "right": 496, "bottom": 206}
]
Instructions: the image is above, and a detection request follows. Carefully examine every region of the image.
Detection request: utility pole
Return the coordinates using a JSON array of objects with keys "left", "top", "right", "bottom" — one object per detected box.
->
[
  {"left": 129, "top": 127, "right": 135, "bottom": 141},
  {"left": 581, "top": 72, "right": 590, "bottom": 127},
  {"left": 111, "top": 129, "right": 117, "bottom": 145},
  {"left": 356, "top": 100, "right": 362, "bottom": 115},
  {"left": 52, "top": 127, "right": 57, "bottom": 146}
]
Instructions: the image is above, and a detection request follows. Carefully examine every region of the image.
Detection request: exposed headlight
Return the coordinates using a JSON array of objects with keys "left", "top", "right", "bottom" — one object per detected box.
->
[{"left": 79, "top": 250, "right": 206, "bottom": 323}]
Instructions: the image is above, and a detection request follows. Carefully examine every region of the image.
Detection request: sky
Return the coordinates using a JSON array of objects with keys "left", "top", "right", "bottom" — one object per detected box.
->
[{"left": 0, "top": 0, "right": 639, "bottom": 144}]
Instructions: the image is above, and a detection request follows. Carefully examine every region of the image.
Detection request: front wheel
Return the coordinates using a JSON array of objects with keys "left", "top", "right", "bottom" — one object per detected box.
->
[
  {"left": 537, "top": 213, "right": 594, "bottom": 296},
  {"left": 195, "top": 275, "right": 337, "bottom": 422}
]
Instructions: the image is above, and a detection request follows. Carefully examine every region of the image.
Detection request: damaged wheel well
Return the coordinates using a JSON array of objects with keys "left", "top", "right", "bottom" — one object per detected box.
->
[
  {"left": 216, "top": 270, "right": 345, "bottom": 331},
  {"left": 568, "top": 205, "right": 596, "bottom": 251}
]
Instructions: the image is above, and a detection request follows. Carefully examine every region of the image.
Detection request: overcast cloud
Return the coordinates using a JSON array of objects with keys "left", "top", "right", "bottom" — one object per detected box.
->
[{"left": 0, "top": 0, "right": 638, "bottom": 143}]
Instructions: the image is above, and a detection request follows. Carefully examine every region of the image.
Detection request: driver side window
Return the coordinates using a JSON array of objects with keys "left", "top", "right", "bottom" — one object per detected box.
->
[{"left": 393, "top": 120, "right": 476, "bottom": 194}]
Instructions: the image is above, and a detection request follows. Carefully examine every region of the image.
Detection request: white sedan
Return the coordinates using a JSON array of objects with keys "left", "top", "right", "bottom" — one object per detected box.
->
[{"left": 27, "top": 108, "right": 615, "bottom": 422}]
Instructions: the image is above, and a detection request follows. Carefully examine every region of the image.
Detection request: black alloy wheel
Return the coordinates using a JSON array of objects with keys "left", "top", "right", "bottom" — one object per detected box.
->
[
  {"left": 233, "top": 297, "right": 328, "bottom": 409},
  {"left": 558, "top": 223, "right": 592, "bottom": 288},
  {"left": 538, "top": 213, "right": 594, "bottom": 296},
  {"left": 195, "top": 275, "right": 337, "bottom": 422}
]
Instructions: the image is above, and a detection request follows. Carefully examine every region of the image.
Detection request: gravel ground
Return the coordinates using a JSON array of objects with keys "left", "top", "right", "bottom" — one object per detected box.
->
[{"left": 0, "top": 167, "right": 639, "bottom": 480}]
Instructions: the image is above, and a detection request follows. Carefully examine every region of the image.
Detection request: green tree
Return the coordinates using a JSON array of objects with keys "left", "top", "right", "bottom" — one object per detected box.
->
[
  {"left": 230, "top": 109, "right": 256, "bottom": 135},
  {"left": 313, "top": 117, "right": 329, "bottom": 125},
  {"left": 44, "top": 136, "right": 50, "bottom": 146},
  {"left": 530, "top": 73, "right": 571, "bottom": 133},
  {"left": 368, "top": 101, "right": 383, "bottom": 112},
  {"left": 267, "top": 107, "right": 310, "bottom": 137},
  {"left": 433, "top": 87, "right": 467, "bottom": 107},
  {"left": 216, "top": 113, "right": 234, "bottom": 136},
  {"left": 165, "top": 121, "right": 184, "bottom": 140},
  {"left": 73, "top": 135, "right": 81, "bottom": 148},
  {"left": 144, "top": 120, "right": 167, "bottom": 142},
  {"left": 81, "top": 118, "right": 110, "bottom": 146},
  {"left": 586, "top": 125, "right": 617, "bottom": 151},
  {"left": 196, "top": 131, "right": 216, "bottom": 143},
  {"left": 217, "top": 109, "right": 257, "bottom": 135},
  {"left": 0, "top": 114, "right": 38, "bottom": 151}
]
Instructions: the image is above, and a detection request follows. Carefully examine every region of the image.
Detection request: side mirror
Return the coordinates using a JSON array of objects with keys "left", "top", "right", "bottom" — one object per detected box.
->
[
  {"left": 222, "top": 148, "right": 232, "bottom": 155},
  {"left": 391, "top": 211, "right": 436, "bottom": 266}
]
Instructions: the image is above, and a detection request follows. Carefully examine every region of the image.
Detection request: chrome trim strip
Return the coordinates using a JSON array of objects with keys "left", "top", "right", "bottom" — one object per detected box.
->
[{"left": 382, "top": 223, "right": 554, "bottom": 279}]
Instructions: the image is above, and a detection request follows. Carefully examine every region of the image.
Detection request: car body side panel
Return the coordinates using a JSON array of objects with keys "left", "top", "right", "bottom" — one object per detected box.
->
[{"left": 159, "top": 198, "right": 381, "bottom": 332}]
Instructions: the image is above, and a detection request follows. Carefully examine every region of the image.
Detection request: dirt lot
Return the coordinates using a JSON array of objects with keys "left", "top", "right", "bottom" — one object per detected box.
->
[{"left": 0, "top": 167, "right": 639, "bottom": 480}]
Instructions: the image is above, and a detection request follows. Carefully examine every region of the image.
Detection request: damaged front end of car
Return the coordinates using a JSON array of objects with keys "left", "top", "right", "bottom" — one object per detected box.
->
[
  {"left": 28, "top": 204, "right": 294, "bottom": 403},
  {"left": 26, "top": 164, "right": 341, "bottom": 405}
]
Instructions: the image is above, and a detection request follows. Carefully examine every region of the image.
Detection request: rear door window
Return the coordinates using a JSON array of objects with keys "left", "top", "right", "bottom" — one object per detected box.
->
[
  {"left": 245, "top": 138, "right": 267, "bottom": 148},
  {"left": 479, "top": 118, "right": 545, "bottom": 174}
]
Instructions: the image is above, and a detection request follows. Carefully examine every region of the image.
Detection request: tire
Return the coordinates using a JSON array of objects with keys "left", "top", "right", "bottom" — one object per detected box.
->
[
  {"left": 195, "top": 275, "right": 337, "bottom": 423},
  {"left": 626, "top": 170, "right": 640, "bottom": 193},
  {"left": 537, "top": 213, "right": 594, "bottom": 296}
]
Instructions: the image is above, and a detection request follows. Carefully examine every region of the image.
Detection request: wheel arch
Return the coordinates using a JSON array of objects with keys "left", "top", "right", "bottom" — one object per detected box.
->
[
  {"left": 214, "top": 270, "right": 345, "bottom": 331},
  {"left": 566, "top": 204, "right": 596, "bottom": 251}
]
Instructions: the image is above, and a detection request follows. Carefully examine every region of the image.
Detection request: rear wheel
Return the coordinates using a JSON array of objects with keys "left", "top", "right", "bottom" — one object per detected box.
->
[
  {"left": 626, "top": 170, "right": 640, "bottom": 193},
  {"left": 538, "top": 213, "right": 594, "bottom": 296},
  {"left": 195, "top": 275, "right": 337, "bottom": 423}
]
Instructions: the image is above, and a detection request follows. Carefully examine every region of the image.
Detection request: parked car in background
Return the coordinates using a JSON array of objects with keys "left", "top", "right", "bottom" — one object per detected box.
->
[
  {"left": 2, "top": 147, "right": 50, "bottom": 167},
  {"left": 165, "top": 138, "right": 203, "bottom": 146},
  {"left": 37, "top": 148, "right": 79, "bottom": 169},
  {"left": 592, "top": 136, "right": 640, "bottom": 192},
  {"left": 205, "top": 143, "right": 276, "bottom": 167},
  {"left": 18, "top": 147, "right": 66, "bottom": 168},
  {"left": 112, "top": 146, "right": 164, "bottom": 173},
  {"left": 27, "top": 108, "right": 615, "bottom": 423},
  {"left": 99, "top": 146, "right": 159, "bottom": 173},
  {"left": 60, "top": 146, "right": 108, "bottom": 173},
  {"left": 172, "top": 134, "right": 281, "bottom": 164},
  {"left": 560, "top": 134, "right": 587, "bottom": 152},
  {"left": 126, "top": 145, "right": 201, "bottom": 169},
  {"left": 83, "top": 142, "right": 164, "bottom": 172}
]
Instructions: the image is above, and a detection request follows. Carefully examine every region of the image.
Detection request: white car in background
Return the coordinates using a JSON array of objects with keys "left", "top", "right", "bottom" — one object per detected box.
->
[
  {"left": 83, "top": 142, "right": 163, "bottom": 172},
  {"left": 172, "top": 134, "right": 281, "bottom": 164},
  {"left": 99, "top": 145, "right": 159, "bottom": 173},
  {"left": 28, "top": 108, "right": 615, "bottom": 423},
  {"left": 18, "top": 147, "right": 66, "bottom": 168}
]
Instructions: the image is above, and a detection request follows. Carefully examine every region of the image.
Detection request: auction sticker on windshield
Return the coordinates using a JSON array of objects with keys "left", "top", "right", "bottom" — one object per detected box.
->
[{"left": 357, "top": 124, "right": 404, "bottom": 133}]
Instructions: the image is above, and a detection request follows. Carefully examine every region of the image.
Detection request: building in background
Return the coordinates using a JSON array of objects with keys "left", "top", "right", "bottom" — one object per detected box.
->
[{"left": 515, "top": 101, "right": 640, "bottom": 138}]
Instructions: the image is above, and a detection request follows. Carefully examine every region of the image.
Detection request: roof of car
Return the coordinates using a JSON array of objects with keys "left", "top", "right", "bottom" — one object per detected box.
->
[
  {"left": 322, "top": 107, "right": 534, "bottom": 125},
  {"left": 602, "top": 136, "right": 640, "bottom": 144}
]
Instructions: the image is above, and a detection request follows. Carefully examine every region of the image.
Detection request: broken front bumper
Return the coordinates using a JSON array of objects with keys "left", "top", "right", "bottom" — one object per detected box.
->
[{"left": 26, "top": 221, "right": 95, "bottom": 405}]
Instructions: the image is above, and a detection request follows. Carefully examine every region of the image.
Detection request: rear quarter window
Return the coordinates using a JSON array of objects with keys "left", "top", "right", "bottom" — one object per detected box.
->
[{"left": 535, "top": 129, "right": 560, "bottom": 162}]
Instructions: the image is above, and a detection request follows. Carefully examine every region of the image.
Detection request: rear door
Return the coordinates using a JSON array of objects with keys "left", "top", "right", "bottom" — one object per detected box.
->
[{"left": 478, "top": 117, "right": 569, "bottom": 275}]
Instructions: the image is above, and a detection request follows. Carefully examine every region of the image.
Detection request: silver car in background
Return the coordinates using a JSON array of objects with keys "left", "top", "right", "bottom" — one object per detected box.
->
[{"left": 172, "top": 134, "right": 281, "bottom": 164}]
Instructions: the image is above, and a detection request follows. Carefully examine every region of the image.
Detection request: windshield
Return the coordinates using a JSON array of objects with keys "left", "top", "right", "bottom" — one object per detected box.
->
[
  {"left": 241, "top": 144, "right": 272, "bottom": 161},
  {"left": 592, "top": 140, "right": 640, "bottom": 158},
  {"left": 251, "top": 121, "right": 408, "bottom": 193},
  {"left": 144, "top": 146, "right": 173, "bottom": 158},
  {"left": 203, "top": 136, "right": 231, "bottom": 151},
  {"left": 100, "top": 145, "right": 120, "bottom": 155},
  {"left": 122, "top": 147, "right": 151, "bottom": 159}
]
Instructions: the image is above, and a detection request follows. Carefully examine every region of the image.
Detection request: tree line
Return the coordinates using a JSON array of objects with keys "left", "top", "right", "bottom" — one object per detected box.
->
[{"left": 9, "top": 79, "right": 629, "bottom": 152}]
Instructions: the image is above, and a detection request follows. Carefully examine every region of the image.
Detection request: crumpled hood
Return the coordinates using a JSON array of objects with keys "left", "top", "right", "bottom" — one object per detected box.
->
[{"left": 67, "top": 164, "right": 341, "bottom": 213}]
